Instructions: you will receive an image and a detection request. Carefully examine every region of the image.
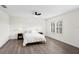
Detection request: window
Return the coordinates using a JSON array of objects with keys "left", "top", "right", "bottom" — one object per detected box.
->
[
  {"left": 56, "top": 21, "right": 62, "bottom": 33},
  {"left": 51, "top": 22, "right": 55, "bottom": 33}
]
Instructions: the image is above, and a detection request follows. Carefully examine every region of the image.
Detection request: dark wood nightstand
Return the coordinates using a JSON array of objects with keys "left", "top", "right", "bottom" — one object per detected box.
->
[{"left": 17, "top": 33, "right": 23, "bottom": 40}]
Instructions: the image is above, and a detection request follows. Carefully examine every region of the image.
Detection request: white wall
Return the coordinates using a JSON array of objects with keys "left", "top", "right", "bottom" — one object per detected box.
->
[
  {"left": 9, "top": 16, "right": 46, "bottom": 39},
  {"left": 46, "top": 8, "right": 79, "bottom": 48},
  {"left": 0, "top": 10, "right": 9, "bottom": 47}
]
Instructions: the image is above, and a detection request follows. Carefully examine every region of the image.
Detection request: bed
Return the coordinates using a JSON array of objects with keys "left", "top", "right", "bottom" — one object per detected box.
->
[{"left": 23, "top": 31, "right": 46, "bottom": 46}]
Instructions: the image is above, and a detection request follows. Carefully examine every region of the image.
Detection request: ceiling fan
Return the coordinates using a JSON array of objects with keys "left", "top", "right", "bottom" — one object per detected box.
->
[
  {"left": 35, "top": 12, "right": 41, "bottom": 15},
  {"left": 33, "top": 11, "right": 41, "bottom": 16},
  {"left": 1, "top": 5, "right": 7, "bottom": 8}
]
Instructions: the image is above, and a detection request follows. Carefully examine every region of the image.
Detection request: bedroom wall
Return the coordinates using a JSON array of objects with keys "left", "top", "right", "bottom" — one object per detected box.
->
[
  {"left": 46, "top": 8, "right": 79, "bottom": 48},
  {"left": 9, "top": 16, "right": 46, "bottom": 39},
  {"left": 0, "top": 9, "right": 9, "bottom": 47}
]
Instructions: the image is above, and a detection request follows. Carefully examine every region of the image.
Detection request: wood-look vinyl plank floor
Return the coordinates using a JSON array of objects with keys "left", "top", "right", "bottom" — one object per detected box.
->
[{"left": 0, "top": 36, "right": 79, "bottom": 54}]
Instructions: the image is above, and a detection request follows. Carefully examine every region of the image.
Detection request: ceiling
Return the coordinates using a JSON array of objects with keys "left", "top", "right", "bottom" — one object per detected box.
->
[{"left": 0, "top": 5, "right": 79, "bottom": 19}]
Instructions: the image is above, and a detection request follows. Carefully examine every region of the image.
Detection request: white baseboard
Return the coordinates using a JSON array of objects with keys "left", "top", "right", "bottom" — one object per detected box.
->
[{"left": 47, "top": 36, "right": 79, "bottom": 48}]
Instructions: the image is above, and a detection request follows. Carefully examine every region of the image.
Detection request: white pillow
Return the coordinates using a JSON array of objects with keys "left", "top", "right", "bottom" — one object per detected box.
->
[
  {"left": 32, "top": 31, "right": 38, "bottom": 33},
  {"left": 28, "top": 30, "right": 32, "bottom": 33},
  {"left": 25, "top": 30, "right": 32, "bottom": 33}
]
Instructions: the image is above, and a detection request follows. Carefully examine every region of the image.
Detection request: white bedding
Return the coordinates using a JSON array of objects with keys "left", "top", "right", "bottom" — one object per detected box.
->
[{"left": 23, "top": 31, "right": 46, "bottom": 46}]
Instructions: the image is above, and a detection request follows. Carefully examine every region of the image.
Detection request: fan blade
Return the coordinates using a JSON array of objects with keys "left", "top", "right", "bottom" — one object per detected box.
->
[
  {"left": 1, "top": 5, "right": 7, "bottom": 8},
  {"left": 37, "top": 13, "right": 41, "bottom": 15}
]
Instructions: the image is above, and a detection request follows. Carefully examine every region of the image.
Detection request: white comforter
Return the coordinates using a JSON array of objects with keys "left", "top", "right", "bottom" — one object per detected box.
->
[{"left": 23, "top": 32, "right": 46, "bottom": 46}]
